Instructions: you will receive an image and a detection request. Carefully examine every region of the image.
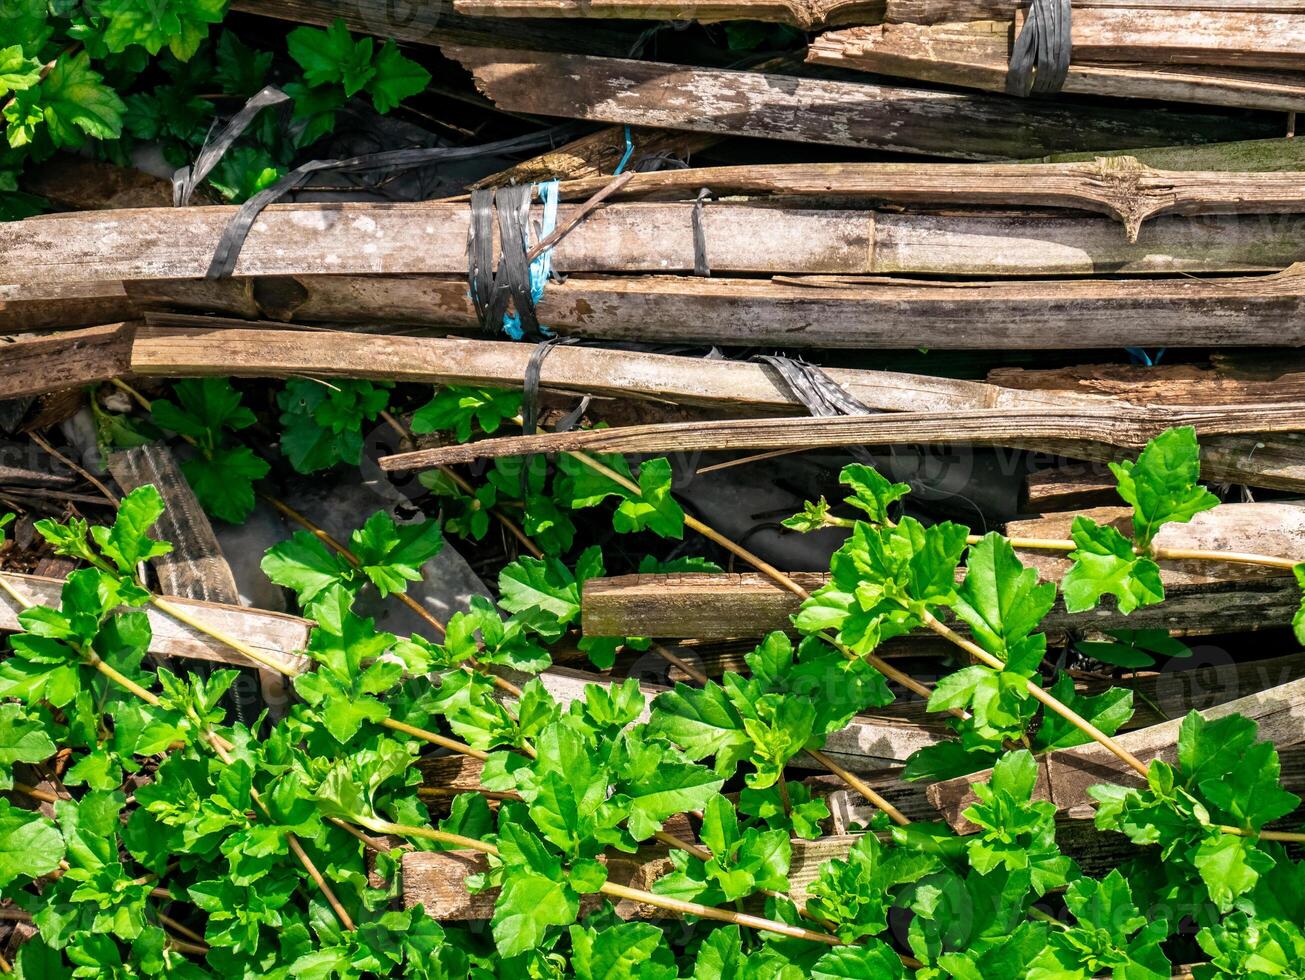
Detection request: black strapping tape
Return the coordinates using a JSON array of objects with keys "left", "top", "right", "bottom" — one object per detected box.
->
[{"left": 1007, "top": 0, "right": 1072, "bottom": 97}]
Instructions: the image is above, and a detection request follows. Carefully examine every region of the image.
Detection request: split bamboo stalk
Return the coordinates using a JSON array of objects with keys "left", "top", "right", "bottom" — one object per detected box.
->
[
  {"left": 445, "top": 46, "right": 1278, "bottom": 160},
  {"left": 6, "top": 204, "right": 1305, "bottom": 285}
]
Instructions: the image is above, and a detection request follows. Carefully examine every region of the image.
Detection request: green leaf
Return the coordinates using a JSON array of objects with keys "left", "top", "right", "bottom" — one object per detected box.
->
[
  {"left": 1110, "top": 426, "right": 1219, "bottom": 549},
  {"left": 90, "top": 485, "right": 172, "bottom": 575},
  {"left": 570, "top": 922, "right": 673, "bottom": 980},
  {"left": 498, "top": 555, "right": 582, "bottom": 630},
  {"left": 0, "top": 702, "right": 56, "bottom": 790},
  {"left": 783, "top": 497, "right": 835, "bottom": 533},
  {"left": 0, "top": 45, "right": 41, "bottom": 98},
  {"left": 953, "top": 533, "right": 1055, "bottom": 675},
  {"left": 1293, "top": 563, "right": 1305, "bottom": 646},
  {"left": 1074, "top": 628, "right": 1191, "bottom": 669},
  {"left": 181, "top": 445, "right": 269, "bottom": 525},
  {"left": 411, "top": 386, "right": 520, "bottom": 444},
  {"left": 33, "top": 51, "right": 126, "bottom": 147},
  {"left": 367, "top": 40, "right": 429, "bottom": 114},
  {"left": 261, "top": 531, "right": 355, "bottom": 611},
  {"left": 839, "top": 464, "right": 909, "bottom": 526},
  {"left": 277, "top": 378, "right": 390, "bottom": 473},
  {"left": 1033, "top": 674, "right": 1133, "bottom": 752},
  {"left": 1195, "top": 834, "right": 1273, "bottom": 913},
  {"left": 214, "top": 30, "right": 271, "bottom": 96},
  {"left": 93, "top": 0, "right": 227, "bottom": 59},
  {"left": 648, "top": 683, "right": 751, "bottom": 778},
  {"left": 1061, "top": 517, "right": 1164, "bottom": 615},
  {"left": 349, "top": 511, "right": 443, "bottom": 596},
  {"left": 811, "top": 943, "right": 905, "bottom": 980},
  {"left": 612, "top": 457, "right": 684, "bottom": 539},
  {"left": 490, "top": 871, "right": 578, "bottom": 957},
  {"left": 0, "top": 799, "right": 64, "bottom": 886}
]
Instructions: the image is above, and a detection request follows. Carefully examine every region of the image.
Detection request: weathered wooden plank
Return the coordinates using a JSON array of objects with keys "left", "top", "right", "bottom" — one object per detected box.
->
[
  {"left": 0, "top": 281, "right": 138, "bottom": 334},
  {"left": 580, "top": 501, "right": 1305, "bottom": 641},
  {"left": 0, "top": 571, "right": 311, "bottom": 674},
  {"left": 118, "top": 264, "right": 1305, "bottom": 351},
  {"left": 991, "top": 354, "right": 1305, "bottom": 404},
  {"left": 809, "top": 21, "right": 1305, "bottom": 112},
  {"left": 230, "top": 0, "right": 641, "bottom": 54},
  {"left": 549, "top": 156, "right": 1305, "bottom": 244},
  {"left": 0, "top": 322, "right": 135, "bottom": 400},
  {"left": 928, "top": 673, "right": 1305, "bottom": 832},
  {"left": 1051, "top": 7, "right": 1305, "bottom": 70},
  {"left": 17, "top": 202, "right": 1305, "bottom": 285},
  {"left": 129, "top": 324, "right": 1105, "bottom": 416},
  {"left": 446, "top": 46, "right": 1276, "bottom": 160},
  {"left": 377, "top": 402, "right": 1305, "bottom": 470}
]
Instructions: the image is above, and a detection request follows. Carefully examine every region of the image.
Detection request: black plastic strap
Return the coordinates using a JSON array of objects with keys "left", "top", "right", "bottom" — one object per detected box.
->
[
  {"left": 173, "top": 86, "right": 290, "bottom": 207},
  {"left": 692, "top": 188, "right": 712, "bottom": 277},
  {"left": 521, "top": 336, "right": 581, "bottom": 437},
  {"left": 1007, "top": 0, "right": 1072, "bottom": 97},
  {"left": 756, "top": 355, "right": 876, "bottom": 418},
  {"left": 495, "top": 184, "right": 542, "bottom": 339},
  {"left": 205, "top": 127, "right": 577, "bottom": 279}
]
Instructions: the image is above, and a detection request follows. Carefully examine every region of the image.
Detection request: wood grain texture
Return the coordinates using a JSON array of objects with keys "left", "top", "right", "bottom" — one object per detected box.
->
[
  {"left": 928, "top": 673, "right": 1305, "bottom": 832},
  {"left": 129, "top": 324, "right": 1105, "bottom": 416},
  {"left": 0, "top": 572, "right": 311, "bottom": 674},
  {"left": 377, "top": 403, "right": 1305, "bottom": 470},
  {"left": 1037, "top": 136, "right": 1305, "bottom": 172},
  {"left": 0, "top": 322, "right": 135, "bottom": 400},
  {"left": 10, "top": 204, "right": 1304, "bottom": 285},
  {"left": 809, "top": 21, "right": 1305, "bottom": 112},
  {"left": 1059, "top": 8, "right": 1305, "bottom": 70},
  {"left": 446, "top": 46, "right": 1275, "bottom": 160}
]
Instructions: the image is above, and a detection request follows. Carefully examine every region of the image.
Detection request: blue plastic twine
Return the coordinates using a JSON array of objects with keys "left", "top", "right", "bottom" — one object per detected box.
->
[
  {"left": 612, "top": 125, "right": 635, "bottom": 176},
  {"left": 1124, "top": 347, "right": 1166, "bottom": 367},
  {"left": 502, "top": 179, "right": 560, "bottom": 340}
]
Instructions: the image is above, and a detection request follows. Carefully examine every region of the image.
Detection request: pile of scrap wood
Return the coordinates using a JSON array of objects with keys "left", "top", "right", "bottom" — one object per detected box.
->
[{"left": 3, "top": 1, "right": 1305, "bottom": 972}]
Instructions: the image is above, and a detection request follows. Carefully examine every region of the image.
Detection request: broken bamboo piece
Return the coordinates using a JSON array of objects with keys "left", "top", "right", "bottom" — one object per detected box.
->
[
  {"left": 121, "top": 265, "right": 1305, "bottom": 351},
  {"left": 128, "top": 324, "right": 1106, "bottom": 415},
  {"left": 446, "top": 46, "right": 1277, "bottom": 160},
  {"left": 809, "top": 21, "right": 1305, "bottom": 112},
  {"left": 377, "top": 403, "right": 1305, "bottom": 470},
  {"left": 0, "top": 570, "right": 311, "bottom": 674},
  {"left": 15, "top": 200, "right": 1305, "bottom": 284},
  {"left": 0, "top": 322, "right": 136, "bottom": 400},
  {"left": 548, "top": 156, "right": 1305, "bottom": 244},
  {"left": 579, "top": 502, "right": 1305, "bottom": 640}
]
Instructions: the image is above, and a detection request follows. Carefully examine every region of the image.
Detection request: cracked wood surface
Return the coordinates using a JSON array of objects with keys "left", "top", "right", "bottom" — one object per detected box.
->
[
  {"left": 445, "top": 46, "right": 1275, "bottom": 160},
  {"left": 809, "top": 21, "right": 1305, "bottom": 113},
  {"left": 547, "top": 157, "right": 1305, "bottom": 243},
  {"left": 118, "top": 266, "right": 1305, "bottom": 350},
  {"left": 0, "top": 571, "right": 311, "bottom": 675}
]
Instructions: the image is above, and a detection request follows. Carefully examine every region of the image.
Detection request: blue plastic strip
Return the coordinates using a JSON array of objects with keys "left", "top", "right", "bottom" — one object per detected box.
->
[
  {"left": 502, "top": 179, "right": 560, "bottom": 340},
  {"left": 1125, "top": 347, "right": 1167, "bottom": 367},
  {"left": 612, "top": 125, "right": 635, "bottom": 176}
]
